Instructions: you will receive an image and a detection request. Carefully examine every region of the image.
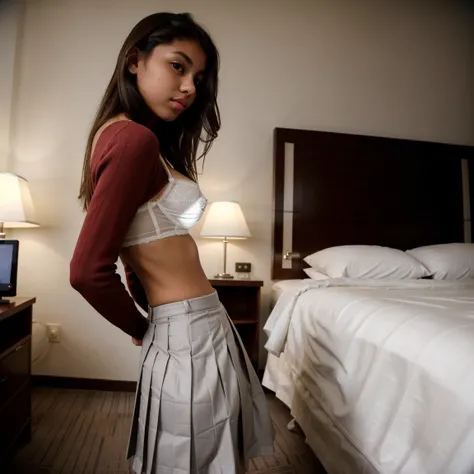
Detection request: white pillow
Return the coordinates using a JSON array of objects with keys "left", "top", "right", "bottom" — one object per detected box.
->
[
  {"left": 304, "top": 245, "right": 429, "bottom": 279},
  {"left": 407, "top": 243, "right": 474, "bottom": 280},
  {"left": 303, "top": 268, "right": 329, "bottom": 280}
]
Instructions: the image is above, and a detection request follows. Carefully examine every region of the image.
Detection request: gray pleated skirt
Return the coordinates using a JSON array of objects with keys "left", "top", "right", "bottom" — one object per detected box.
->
[{"left": 126, "top": 291, "right": 275, "bottom": 474}]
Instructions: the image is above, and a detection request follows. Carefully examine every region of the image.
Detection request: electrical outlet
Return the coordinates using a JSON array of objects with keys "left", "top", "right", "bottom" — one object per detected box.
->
[
  {"left": 46, "top": 323, "right": 61, "bottom": 343},
  {"left": 237, "top": 273, "right": 250, "bottom": 280},
  {"left": 235, "top": 262, "right": 251, "bottom": 273}
]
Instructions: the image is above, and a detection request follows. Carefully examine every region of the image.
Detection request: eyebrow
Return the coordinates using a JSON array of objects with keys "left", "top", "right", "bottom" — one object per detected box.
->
[
  {"left": 173, "top": 51, "right": 205, "bottom": 76},
  {"left": 173, "top": 51, "right": 193, "bottom": 66}
]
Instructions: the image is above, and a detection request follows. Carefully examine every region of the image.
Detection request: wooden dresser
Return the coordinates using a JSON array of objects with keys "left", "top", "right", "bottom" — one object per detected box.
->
[{"left": 0, "top": 297, "right": 35, "bottom": 461}]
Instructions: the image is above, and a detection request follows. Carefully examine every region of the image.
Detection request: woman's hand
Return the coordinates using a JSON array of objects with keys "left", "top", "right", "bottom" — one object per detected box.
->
[{"left": 132, "top": 337, "right": 142, "bottom": 346}]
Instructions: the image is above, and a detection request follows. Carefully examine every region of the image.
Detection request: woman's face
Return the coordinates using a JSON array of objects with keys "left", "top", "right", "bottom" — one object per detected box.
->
[{"left": 129, "top": 39, "right": 206, "bottom": 121}]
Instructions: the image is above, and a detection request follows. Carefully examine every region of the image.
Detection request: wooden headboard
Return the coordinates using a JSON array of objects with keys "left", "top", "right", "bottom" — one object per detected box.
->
[{"left": 272, "top": 128, "right": 474, "bottom": 280}]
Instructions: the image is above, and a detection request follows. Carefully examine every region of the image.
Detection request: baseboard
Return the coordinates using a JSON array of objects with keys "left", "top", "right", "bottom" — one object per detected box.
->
[{"left": 32, "top": 375, "right": 137, "bottom": 392}]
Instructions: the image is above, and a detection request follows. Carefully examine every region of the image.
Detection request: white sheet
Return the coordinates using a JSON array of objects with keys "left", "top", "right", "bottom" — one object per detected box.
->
[
  {"left": 270, "top": 279, "right": 306, "bottom": 308},
  {"left": 263, "top": 278, "right": 474, "bottom": 474}
]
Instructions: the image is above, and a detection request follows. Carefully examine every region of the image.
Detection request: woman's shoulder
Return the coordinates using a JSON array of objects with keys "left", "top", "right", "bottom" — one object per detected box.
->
[
  {"left": 93, "top": 118, "right": 159, "bottom": 156},
  {"left": 88, "top": 116, "right": 167, "bottom": 195},
  {"left": 89, "top": 118, "right": 164, "bottom": 189}
]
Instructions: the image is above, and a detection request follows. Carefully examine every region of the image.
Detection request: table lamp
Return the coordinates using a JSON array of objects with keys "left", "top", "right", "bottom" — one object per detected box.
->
[
  {"left": 0, "top": 173, "right": 39, "bottom": 238},
  {"left": 200, "top": 201, "right": 251, "bottom": 279}
]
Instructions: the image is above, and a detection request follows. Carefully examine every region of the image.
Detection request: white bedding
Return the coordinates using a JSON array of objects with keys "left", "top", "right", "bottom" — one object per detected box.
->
[
  {"left": 270, "top": 279, "right": 306, "bottom": 308},
  {"left": 262, "top": 278, "right": 474, "bottom": 474}
]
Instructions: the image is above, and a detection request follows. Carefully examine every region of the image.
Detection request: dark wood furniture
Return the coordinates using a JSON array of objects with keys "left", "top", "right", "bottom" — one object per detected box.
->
[
  {"left": 209, "top": 279, "right": 262, "bottom": 367},
  {"left": 0, "top": 297, "right": 35, "bottom": 461},
  {"left": 272, "top": 128, "right": 474, "bottom": 279}
]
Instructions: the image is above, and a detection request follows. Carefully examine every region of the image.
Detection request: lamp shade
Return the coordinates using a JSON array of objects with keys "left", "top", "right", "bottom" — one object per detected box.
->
[
  {"left": 0, "top": 173, "right": 39, "bottom": 228},
  {"left": 200, "top": 201, "right": 251, "bottom": 239}
]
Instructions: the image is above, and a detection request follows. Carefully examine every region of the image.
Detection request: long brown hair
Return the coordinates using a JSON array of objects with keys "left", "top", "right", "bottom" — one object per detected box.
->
[{"left": 78, "top": 12, "right": 220, "bottom": 211}]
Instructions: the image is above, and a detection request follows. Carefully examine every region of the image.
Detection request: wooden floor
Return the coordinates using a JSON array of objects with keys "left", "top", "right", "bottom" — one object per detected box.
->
[{"left": 7, "top": 386, "right": 326, "bottom": 474}]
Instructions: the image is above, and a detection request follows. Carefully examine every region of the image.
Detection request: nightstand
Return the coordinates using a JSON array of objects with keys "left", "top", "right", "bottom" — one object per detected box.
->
[{"left": 209, "top": 279, "right": 263, "bottom": 367}]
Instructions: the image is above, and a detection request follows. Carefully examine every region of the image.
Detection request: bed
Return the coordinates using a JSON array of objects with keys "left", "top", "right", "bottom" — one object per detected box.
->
[
  {"left": 270, "top": 279, "right": 305, "bottom": 308},
  {"left": 262, "top": 128, "right": 474, "bottom": 474}
]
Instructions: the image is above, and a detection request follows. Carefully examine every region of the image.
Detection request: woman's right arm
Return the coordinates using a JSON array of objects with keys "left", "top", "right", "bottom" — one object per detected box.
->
[{"left": 70, "top": 122, "right": 165, "bottom": 340}]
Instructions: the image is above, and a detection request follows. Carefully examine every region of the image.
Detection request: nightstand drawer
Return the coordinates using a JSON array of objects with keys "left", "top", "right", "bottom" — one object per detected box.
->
[
  {"left": 0, "top": 338, "right": 30, "bottom": 408},
  {"left": 0, "top": 380, "right": 31, "bottom": 456}
]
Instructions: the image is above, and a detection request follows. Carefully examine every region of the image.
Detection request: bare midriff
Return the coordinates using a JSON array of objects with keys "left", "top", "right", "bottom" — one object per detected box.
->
[{"left": 121, "top": 234, "right": 214, "bottom": 307}]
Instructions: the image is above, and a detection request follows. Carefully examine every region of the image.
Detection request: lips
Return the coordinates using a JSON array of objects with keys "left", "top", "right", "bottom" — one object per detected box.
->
[{"left": 171, "top": 98, "right": 189, "bottom": 110}]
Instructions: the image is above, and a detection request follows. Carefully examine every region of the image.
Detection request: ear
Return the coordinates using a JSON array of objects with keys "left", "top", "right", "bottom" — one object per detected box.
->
[{"left": 127, "top": 47, "right": 141, "bottom": 75}]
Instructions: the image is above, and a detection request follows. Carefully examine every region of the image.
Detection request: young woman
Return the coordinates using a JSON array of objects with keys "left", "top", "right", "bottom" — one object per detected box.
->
[{"left": 69, "top": 12, "right": 274, "bottom": 474}]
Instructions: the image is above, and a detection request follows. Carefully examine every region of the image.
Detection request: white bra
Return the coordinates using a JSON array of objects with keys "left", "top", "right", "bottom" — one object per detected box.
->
[{"left": 123, "top": 156, "right": 207, "bottom": 247}]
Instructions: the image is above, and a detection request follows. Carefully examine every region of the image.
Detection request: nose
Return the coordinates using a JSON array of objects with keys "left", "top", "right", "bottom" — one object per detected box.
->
[{"left": 179, "top": 74, "right": 196, "bottom": 97}]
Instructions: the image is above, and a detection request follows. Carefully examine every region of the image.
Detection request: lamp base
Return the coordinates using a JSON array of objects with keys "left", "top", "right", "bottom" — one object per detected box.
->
[{"left": 214, "top": 273, "right": 234, "bottom": 279}]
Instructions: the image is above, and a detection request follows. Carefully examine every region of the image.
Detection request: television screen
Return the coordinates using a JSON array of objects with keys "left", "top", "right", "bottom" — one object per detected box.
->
[{"left": 0, "top": 240, "right": 19, "bottom": 298}]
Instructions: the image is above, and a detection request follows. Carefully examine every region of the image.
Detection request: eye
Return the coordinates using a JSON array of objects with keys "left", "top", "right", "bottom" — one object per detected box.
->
[
  {"left": 194, "top": 76, "right": 203, "bottom": 86},
  {"left": 171, "top": 62, "right": 184, "bottom": 74}
]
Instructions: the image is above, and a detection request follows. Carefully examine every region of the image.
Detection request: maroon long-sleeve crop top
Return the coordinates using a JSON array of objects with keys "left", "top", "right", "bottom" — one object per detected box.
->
[{"left": 70, "top": 121, "right": 168, "bottom": 340}]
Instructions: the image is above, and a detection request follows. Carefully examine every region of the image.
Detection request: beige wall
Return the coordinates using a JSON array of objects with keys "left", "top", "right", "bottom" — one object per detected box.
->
[
  {"left": 0, "top": 0, "right": 23, "bottom": 171},
  {"left": 7, "top": 0, "right": 474, "bottom": 380}
]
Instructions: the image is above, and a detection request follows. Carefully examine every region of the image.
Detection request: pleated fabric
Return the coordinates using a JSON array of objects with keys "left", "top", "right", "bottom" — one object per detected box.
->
[{"left": 126, "top": 291, "right": 275, "bottom": 474}]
